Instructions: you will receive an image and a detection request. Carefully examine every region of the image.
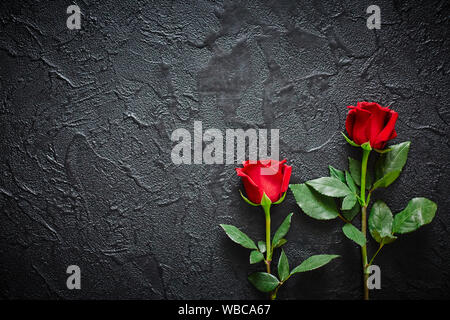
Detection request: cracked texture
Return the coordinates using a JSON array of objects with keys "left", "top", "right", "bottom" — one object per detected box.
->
[{"left": 0, "top": 0, "right": 449, "bottom": 299}]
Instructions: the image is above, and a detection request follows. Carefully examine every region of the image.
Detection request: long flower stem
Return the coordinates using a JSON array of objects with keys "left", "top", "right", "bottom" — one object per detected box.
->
[
  {"left": 263, "top": 205, "right": 272, "bottom": 274},
  {"left": 360, "top": 148, "right": 371, "bottom": 300},
  {"left": 361, "top": 205, "right": 369, "bottom": 300},
  {"left": 360, "top": 149, "right": 370, "bottom": 206},
  {"left": 263, "top": 204, "right": 275, "bottom": 300}
]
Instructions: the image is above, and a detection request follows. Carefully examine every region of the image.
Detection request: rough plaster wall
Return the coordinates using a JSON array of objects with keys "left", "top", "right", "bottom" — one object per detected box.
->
[{"left": 0, "top": 0, "right": 449, "bottom": 299}]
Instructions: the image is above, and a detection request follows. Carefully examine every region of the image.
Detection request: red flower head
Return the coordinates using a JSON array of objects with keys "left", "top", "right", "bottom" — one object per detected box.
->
[
  {"left": 236, "top": 159, "right": 292, "bottom": 205},
  {"left": 345, "top": 102, "right": 398, "bottom": 150}
]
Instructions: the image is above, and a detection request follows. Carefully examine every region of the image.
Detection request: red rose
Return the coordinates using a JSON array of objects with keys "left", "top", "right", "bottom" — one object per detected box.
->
[
  {"left": 345, "top": 102, "right": 398, "bottom": 149},
  {"left": 236, "top": 159, "right": 292, "bottom": 204}
]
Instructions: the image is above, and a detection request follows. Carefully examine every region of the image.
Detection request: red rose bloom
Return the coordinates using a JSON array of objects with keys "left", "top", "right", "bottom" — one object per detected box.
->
[
  {"left": 345, "top": 102, "right": 398, "bottom": 149},
  {"left": 236, "top": 159, "right": 292, "bottom": 204}
]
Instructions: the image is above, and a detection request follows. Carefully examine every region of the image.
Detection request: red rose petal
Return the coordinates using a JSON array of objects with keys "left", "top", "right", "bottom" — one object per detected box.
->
[
  {"left": 236, "top": 167, "right": 263, "bottom": 203},
  {"left": 236, "top": 159, "right": 290, "bottom": 204},
  {"left": 351, "top": 107, "right": 372, "bottom": 145},
  {"left": 280, "top": 164, "right": 292, "bottom": 194},
  {"left": 366, "top": 104, "right": 389, "bottom": 145},
  {"left": 373, "top": 110, "right": 398, "bottom": 149},
  {"left": 345, "top": 108, "right": 357, "bottom": 139}
]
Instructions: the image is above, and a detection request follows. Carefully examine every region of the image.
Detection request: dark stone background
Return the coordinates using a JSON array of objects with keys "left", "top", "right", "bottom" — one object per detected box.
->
[{"left": 0, "top": 0, "right": 449, "bottom": 300}]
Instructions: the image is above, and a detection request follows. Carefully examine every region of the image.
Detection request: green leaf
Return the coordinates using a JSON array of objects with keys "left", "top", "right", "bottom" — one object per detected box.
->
[
  {"left": 290, "top": 184, "right": 339, "bottom": 220},
  {"left": 348, "top": 157, "right": 373, "bottom": 190},
  {"left": 306, "top": 177, "right": 351, "bottom": 198},
  {"left": 273, "top": 238, "right": 287, "bottom": 248},
  {"left": 260, "top": 192, "right": 272, "bottom": 209},
  {"left": 342, "top": 132, "right": 360, "bottom": 147},
  {"left": 272, "top": 213, "right": 293, "bottom": 249},
  {"left": 342, "top": 223, "right": 366, "bottom": 246},
  {"left": 371, "top": 170, "right": 401, "bottom": 190},
  {"left": 361, "top": 142, "right": 372, "bottom": 151},
  {"left": 375, "top": 148, "right": 392, "bottom": 154},
  {"left": 393, "top": 197, "right": 437, "bottom": 234},
  {"left": 258, "top": 241, "right": 266, "bottom": 253},
  {"left": 375, "top": 141, "right": 411, "bottom": 181},
  {"left": 250, "top": 250, "right": 265, "bottom": 264},
  {"left": 248, "top": 272, "right": 280, "bottom": 292},
  {"left": 369, "top": 201, "right": 397, "bottom": 244},
  {"left": 220, "top": 224, "right": 258, "bottom": 250},
  {"left": 342, "top": 201, "right": 360, "bottom": 221},
  {"left": 342, "top": 193, "right": 357, "bottom": 211},
  {"left": 277, "top": 250, "right": 290, "bottom": 282},
  {"left": 290, "top": 254, "right": 340, "bottom": 275},
  {"left": 329, "top": 166, "right": 346, "bottom": 183},
  {"left": 239, "top": 190, "right": 259, "bottom": 206},
  {"left": 345, "top": 171, "right": 358, "bottom": 193},
  {"left": 377, "top": 233, "right": 397, "bottom": 244}
]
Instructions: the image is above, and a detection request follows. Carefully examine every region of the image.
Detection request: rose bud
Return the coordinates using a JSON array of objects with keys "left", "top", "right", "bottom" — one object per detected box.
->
[
  {"left": 236, "top": 159, "right": 292, "bottom": 205},
  {"left": 345, "top": 101, "right": 398, "bottom": 150}
]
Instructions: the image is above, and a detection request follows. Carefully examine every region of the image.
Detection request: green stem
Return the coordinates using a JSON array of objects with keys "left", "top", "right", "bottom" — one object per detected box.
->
[
  {"left": 368, "top": 243, "right": 384, "bottom": 266},
  {"left": 270, "top": 286, "right": 279, "bottom": 300},
  {"left": 361, "top": 205, "right": 369, "bottom": 300},
  {"left": 263, "top": 205, "right": 272, "bottom": 271},
  {"left": 360, "top": 149, "right": 370, "bottom": 206},
  {"left": 360, "top": 148, "right": 371, "bottom": 300},
  {"left": 338, "top": 212, "right": 351, "bottom": 224},
  {"left": 262, "top": 204, "right": 275, "bottom": 300}
]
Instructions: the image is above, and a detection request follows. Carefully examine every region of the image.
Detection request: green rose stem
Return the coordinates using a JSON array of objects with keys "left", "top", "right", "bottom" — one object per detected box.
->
[
  {"left": 261, "top": 201, "right": 277, "bottom": 300},
  {"left": 263, "top": 204, "right": 272, "bottom": 274},
  {"left": 360, "top": 147, "right": 371, "bottom": 300},
  {"left": 270, "top": 286, "right": 279, "bottom": 300},
  {"left": 368, "top": 243, "right": 384, "bottom": 266}
]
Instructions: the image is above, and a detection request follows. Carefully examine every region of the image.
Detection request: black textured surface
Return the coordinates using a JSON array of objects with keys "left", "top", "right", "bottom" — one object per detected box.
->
[{"left": 0, "top": 0, "right": 449, "bottom": 300}]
